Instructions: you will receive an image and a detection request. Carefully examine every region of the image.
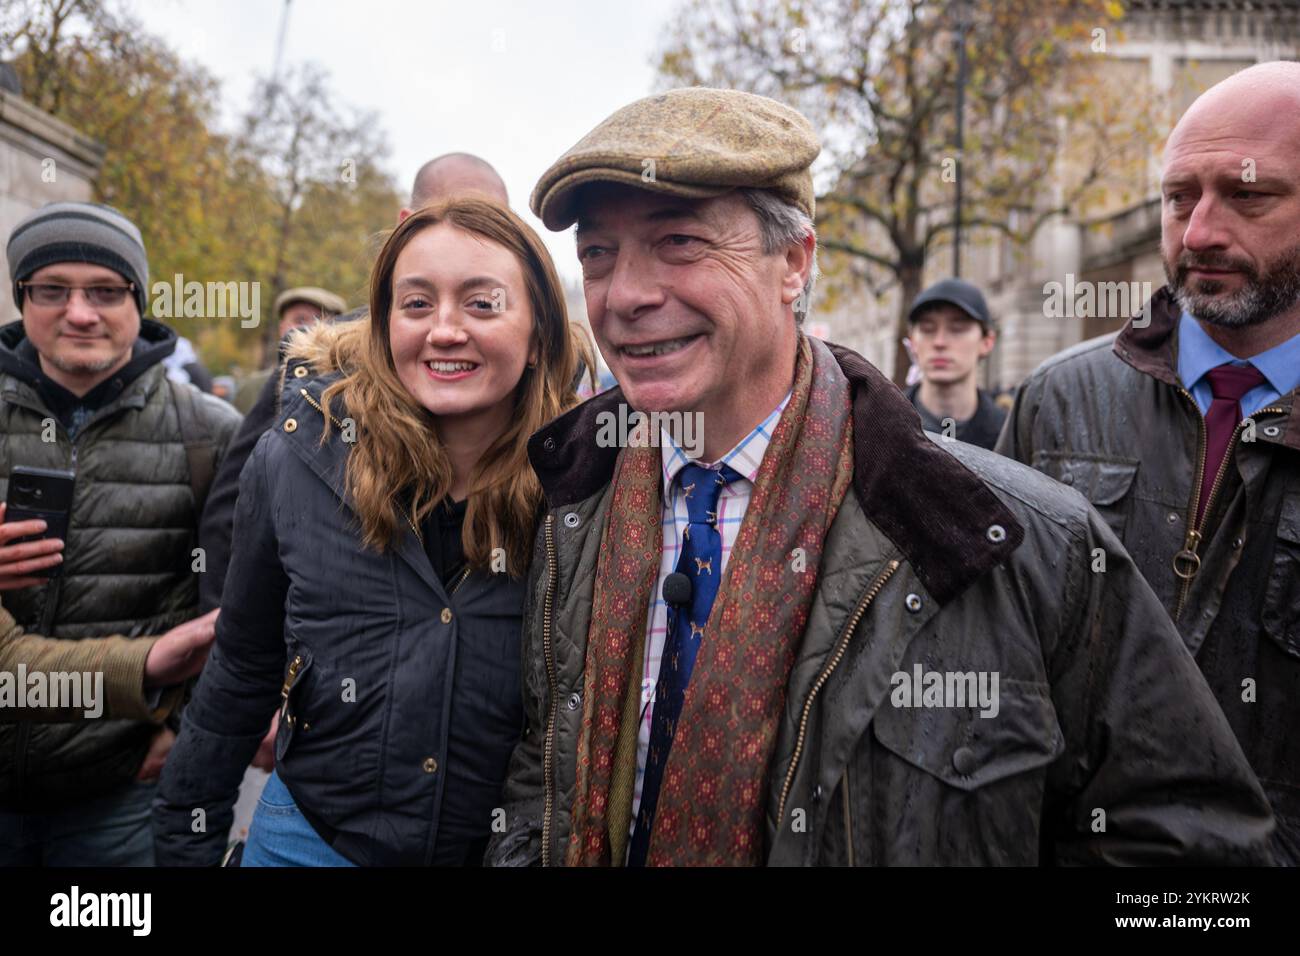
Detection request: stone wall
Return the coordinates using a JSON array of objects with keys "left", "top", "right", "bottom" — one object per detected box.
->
[{"left": 0, "top": 90, "right": 104, "bottom": 321}]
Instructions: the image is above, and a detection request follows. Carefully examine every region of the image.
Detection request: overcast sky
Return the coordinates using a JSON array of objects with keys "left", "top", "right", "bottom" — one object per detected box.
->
[{"left": 137, "top": 0, "right": 683, "bottom": 283}]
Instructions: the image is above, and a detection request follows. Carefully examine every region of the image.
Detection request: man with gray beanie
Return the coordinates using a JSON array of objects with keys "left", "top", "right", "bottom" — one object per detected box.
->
[
  {"left": 0, "top": 201, "right": 240, "bottom": 865},
  {"left": 485, "top": 88, "right": 1271, "bottom": 867}
]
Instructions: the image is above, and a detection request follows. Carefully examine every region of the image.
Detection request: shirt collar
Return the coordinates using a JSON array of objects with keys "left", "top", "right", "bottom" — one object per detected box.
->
[
  {"left": 1178, "top": 310, "right": 1300, "bottom": 398},
  {"left": 660, "top": 391, "right": 793, "bottom": 492}
]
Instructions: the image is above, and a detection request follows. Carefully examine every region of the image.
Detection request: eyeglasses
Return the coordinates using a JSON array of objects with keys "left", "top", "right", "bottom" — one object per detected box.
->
[{"left": 17, "top": 281, "right": 135, "bottom": 308}]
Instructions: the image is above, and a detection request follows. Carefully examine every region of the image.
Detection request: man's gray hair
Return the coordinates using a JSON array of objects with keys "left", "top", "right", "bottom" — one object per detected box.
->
[{"left": 739, "top": 187, "right": 818, "bottom": 325}]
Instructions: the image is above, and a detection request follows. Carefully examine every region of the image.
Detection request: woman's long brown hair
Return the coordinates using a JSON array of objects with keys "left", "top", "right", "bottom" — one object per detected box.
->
[{"left": 286, "top": 197, "right": 594, "bottom": 577}]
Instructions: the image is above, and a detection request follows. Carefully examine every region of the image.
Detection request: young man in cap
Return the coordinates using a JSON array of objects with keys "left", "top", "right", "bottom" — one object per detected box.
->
[
  {"left": 0, "top": 201, "right": 241, "bottom": 865},
  {"left": 905, "top": 278, "right": 1005, "bottom": 450},
  {"left": 485, "top": 87, "right": 1271, "bottom": 867},
  {"left": 998, "top": 61, "right": 1300, "bottom": 865}
]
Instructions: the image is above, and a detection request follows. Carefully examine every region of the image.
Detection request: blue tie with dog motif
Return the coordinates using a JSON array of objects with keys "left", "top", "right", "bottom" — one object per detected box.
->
[{"left": 629, "top": 461, "right": 742, "bottom": 866}]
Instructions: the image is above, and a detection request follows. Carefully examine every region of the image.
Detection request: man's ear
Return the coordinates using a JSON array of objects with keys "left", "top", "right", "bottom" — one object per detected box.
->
[
  {"left": 397, "top": 207, "right": 412, "bottom": 224},
  {"left": 780, "top": 230, "right": 816, "bottom": 307},
  {"left": 978, "top": 330, "right": 997, "bottom": 359}
]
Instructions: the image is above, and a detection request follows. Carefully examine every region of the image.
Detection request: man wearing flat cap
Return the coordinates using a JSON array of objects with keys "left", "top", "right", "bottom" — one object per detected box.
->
[
  {"left": 486, "top": 88, "right": 1272, "bottom": 867},
  {"left": 233, "top": 286, "right": 346, "bottom": 415}
]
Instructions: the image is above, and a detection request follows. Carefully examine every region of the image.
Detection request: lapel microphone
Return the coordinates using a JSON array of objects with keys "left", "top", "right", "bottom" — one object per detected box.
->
[{"left": 662, "top": 571, "right": 693, "bottom": 607}]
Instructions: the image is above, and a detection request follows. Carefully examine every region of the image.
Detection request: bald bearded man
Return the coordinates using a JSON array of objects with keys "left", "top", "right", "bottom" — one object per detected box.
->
[{"left": 999, "top": 61, "right": 1300, "bottom": 864}]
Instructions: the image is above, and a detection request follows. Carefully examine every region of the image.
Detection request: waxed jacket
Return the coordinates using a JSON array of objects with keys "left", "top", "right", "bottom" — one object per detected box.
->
[
  {"left": 486, "top": 337, "right": 1273, "bottom": 866},
  {"left": 997, "top": 287, "right": 1300, "bottom": 865}
]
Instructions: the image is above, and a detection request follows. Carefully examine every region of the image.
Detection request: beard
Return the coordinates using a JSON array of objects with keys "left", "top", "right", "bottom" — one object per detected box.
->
[
  {"left": 46, "top": 347, "right": 126, "bottom": 376},
  {"left": 1165, "top": 243, "right": 1300, "bottom": 328}
]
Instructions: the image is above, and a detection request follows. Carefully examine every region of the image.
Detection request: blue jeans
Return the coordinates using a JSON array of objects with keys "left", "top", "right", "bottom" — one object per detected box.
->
[
  {"left": 241, "top": 771, "right": 355, "bottom": 867},
  {"left": 0, "top": 779, "right": 157, "bottom": 866}
]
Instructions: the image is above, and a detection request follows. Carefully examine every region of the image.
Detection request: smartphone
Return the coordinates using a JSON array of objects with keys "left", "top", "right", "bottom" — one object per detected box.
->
[{"left": 4, "top": 466, "right": 75, "bottom": 577}]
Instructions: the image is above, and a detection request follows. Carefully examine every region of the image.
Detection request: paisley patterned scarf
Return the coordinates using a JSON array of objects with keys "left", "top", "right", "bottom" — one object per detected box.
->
[{"left": 567, "top": 335, "right": 854, "bottom": 866}]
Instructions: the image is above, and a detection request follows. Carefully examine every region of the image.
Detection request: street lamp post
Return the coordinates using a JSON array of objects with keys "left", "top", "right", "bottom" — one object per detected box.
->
[{"left": 953, "top": 0, "right": 968, "bottom": 278}]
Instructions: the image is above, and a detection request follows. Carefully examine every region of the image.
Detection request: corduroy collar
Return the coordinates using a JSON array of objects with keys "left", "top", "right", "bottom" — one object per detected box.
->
[{"left": 529, "top": 338, "right": 1023, "bottom": 605}]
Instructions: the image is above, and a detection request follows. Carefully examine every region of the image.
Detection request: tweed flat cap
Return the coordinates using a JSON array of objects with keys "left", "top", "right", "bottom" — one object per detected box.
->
[
  {"left": 274, "top": 286, "right": 346, "bottom": 317},
  {"left": 532, "top": 87, "right": 821, "bottom": 231}
]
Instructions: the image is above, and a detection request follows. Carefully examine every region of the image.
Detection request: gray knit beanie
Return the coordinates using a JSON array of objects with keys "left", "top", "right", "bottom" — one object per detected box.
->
[{"left": 7, "top": 201, "right": 149, "bottom": 315}]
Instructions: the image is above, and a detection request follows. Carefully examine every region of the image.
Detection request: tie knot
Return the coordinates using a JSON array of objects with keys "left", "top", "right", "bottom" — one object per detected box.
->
[
  {"left": 1206, "top": 362, "right": 1266, "bottom": 402},
  {"left": 677, "top": 462, "right": 742, "bottom": 525}
]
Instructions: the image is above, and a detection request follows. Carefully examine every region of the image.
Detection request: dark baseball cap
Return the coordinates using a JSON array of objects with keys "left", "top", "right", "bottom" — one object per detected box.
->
[{"left": 908, "top": 278, "right": 992, "bottom": 330}]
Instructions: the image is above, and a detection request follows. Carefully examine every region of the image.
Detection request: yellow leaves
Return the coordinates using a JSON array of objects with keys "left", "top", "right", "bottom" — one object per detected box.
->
[{"left": 15, "top": 17, "right": 401, "bottom": 373}]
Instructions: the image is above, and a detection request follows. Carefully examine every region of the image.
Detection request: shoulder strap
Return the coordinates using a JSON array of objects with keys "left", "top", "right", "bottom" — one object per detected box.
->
[{"left": 167, "top": 377, "right": 217, "bottom": 514}]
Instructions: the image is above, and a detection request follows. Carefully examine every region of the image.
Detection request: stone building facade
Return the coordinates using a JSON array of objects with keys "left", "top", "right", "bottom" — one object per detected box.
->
[
  {"left": 813, "top": 0, "right": 1300, "bottom": 388},
  {"left": 0, "top": 88, "right": 103, "bottom": 321}
]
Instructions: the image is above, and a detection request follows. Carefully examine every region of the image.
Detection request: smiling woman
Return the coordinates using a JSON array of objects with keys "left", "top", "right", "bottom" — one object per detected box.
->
[
  {"left": 154, "top": 198, "right": 596, "bottom": 867},
  {"left": 304, "top": 199, "right": 595, "bottom": 570}
]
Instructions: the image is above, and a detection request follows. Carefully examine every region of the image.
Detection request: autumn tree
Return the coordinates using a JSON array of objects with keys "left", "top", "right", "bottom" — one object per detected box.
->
[
  {"left": 235, "top": 65, "right": 397, "bottom": 362},
  {"left": 2, "top": 0, "right": 401, "bottom": 373},
  {"left": 656, "top": 0, "right": 1164, "bottom": 381}
]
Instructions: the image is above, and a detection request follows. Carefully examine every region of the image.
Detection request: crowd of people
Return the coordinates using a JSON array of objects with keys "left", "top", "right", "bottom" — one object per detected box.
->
[{"left": 0, "top": 59, "right": 1297, "bottom": 867}]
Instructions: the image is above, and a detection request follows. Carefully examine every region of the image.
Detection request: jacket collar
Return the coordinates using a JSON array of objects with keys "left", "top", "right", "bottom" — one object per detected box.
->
[
  {"left": 1113, "top": 286, "right": 1183, "bottom": 387},
  {"left": 1116, "top": 286, "right": 1300, "bottom": 450},
  {"left": 529, "top": 338, "right": 1023, "bottom": 605}
]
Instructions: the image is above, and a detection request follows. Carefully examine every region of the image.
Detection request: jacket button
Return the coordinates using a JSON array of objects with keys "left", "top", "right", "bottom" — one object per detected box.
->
[
  {"left": 423, "top": 757, "right": 438, "bottom": 773},
  {"left": 1232, "top": 537, "right": 1244, "bottom": 550},
  {"left": 952, "top": 747, "right": 978, "bottom": 776},
  {"left": 293, "top": 365, "right": 308, "bottom": 378},
  {"left": 566, "top": 692, "right": 581, "bottom": 711},
  {"left": 283, "top": 418, "right": 298, "bottom": 433},
  {"left": 440, "top": 608, "right": 453, "bottom": 624},
  {"left": 986, "top": 524, "right": 1006, "bottom": 543},
  {"left": 544, "top": 436, "right": 557, "bottom": 451},
  {"left": 1167, "top": 512, "right": 1179, "bottom": 524},
  {"left": 812, "top": 784, "right": 824, "bottom": 803},
  {"left": 904, "top": 593, "right": 922, "bottom": 612},
  {"left": 564, "top": 512, "right": 580, "bottom": 528},
  {"left": 1061, "top": 473, "right": 1074, "bottom": 485},
  {"left": 1263, "top": 426, "right": 1280, "bottom": 438}
]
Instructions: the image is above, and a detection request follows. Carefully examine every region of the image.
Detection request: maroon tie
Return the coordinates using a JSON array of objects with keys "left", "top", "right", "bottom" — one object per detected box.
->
[{"left": 1197, "top": 363, "right": 1267, "bottom": 526}]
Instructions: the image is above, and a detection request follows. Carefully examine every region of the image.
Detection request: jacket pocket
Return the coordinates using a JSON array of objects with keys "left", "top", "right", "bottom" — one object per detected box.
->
[
  {"left": 1032, "top": 452, "right": 1140, "bottom": 542},
  {"left": 871, "top": 678, "right": 1064, "bottom": 790},
  {"left": 275, "top": 646, "right": 315, "bottom": 762},
  {"left": 1261, "top": 493, "right": 1300, "bottom": 660},
  {"left": 861, "top": 678, "right": 1065, "bottom": 864}
]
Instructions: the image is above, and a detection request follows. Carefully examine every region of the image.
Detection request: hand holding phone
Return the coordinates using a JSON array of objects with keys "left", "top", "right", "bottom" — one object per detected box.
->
[
  {"left": 1, "top": 466, "right": 74, "bottom": 590},
  {"left": 0, "top": 502, "right": 64, "bottom": 589}
]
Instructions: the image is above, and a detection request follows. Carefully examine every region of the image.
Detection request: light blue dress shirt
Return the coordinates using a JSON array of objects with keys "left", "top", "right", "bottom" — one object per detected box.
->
[{"left": 1177, "top": 311, "right": 1300, "bottom": 417}]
